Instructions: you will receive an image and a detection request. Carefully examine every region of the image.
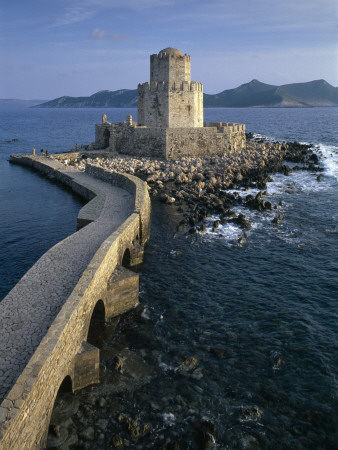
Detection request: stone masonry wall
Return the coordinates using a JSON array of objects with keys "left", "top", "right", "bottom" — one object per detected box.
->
[
  {"left": 165, "top": 124, "right": 246, "bottom": 159},
  {"left": 98, "top": 121, "right": 167, "bottom": 158},
  {"left": 168, "top": 82, "right": 203, "bottom": 128},
  {"left": 85, "top": 163, "right": 151, "bottom": 244},
  {"left": 150, "top": 51, "right": 190, "bottom": 83},
  {"left": 138, "top": 81, "right": 203, "bottom": 128},
  {"left": 138, "top": 82, "right": 169, "bottom": 128},
  {"left": 95, "top": 121, "right": 245, "bottom": 160},
  {"left": 0, "top": 157, "right": 150, "bottom": 449}
]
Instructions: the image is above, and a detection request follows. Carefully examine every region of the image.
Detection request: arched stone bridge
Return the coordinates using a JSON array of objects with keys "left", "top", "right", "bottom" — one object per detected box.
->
[{"left": 0, "top": 156, "right": 151, "bottom": 449}]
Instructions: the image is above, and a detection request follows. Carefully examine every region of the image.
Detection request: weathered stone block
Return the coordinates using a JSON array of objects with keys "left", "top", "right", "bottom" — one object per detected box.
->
[
  {"left": 105, "top": 266, "right": 139, "bottom": 318},
  {"left": 73, "top": 342, "right": 99, "bottom": 391}
]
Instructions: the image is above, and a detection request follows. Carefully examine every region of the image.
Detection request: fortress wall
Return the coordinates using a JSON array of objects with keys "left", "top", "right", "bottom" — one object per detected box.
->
[
  {"left": 168, "top": 82, "right": 203, "bottom": 128},
  {"left": 94, "top": 122, "right": 245, "bottom": 161},
  {"left": 125, "top": 127, "right": 167, "bottom": 158},
  {"left": 138, "top": 82, "right": 169, "bottom": 128},
  {"left": 95, "top": 123, "right": 111, "bottom": 148},
  {"left": 0, "top": 157, "right": 150, "bottom": 449},
  {"left": 138, "top": 81, "right": 203, "bottom": 129},
  {"left": 165, "top": 125, "right": 246, "bottom": 159},
  {"left": 105, "top": 123, "right": 167, "bottom": 158}
]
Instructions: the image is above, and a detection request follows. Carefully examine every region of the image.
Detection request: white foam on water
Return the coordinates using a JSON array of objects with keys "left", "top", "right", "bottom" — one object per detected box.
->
[
  {"left": 141, "top": 306, "right": 151, "bottom": 320},
  {"left": 201, "top": 208, "right": 264, "bottom": 244},
  {"left": 317, "top": 143, "right": 338, "bottom": 180},
  {"left": 252, "top": 133, "right": 277, "bottom": 143},
  {"left": 200, "top": 140, "right": 337, "bottom": 245},
  {"left": 162, "top": 413, "right": 176, "bottom": 424},
  {"left": 158, "top": 358, "right": 176, "bottom": 372}
]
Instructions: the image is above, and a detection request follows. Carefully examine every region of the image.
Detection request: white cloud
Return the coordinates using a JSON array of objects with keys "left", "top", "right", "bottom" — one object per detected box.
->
[
  {"left": 82, "top": 0, "right": 174, "bottom": 10},
  {"left": 50, "top": 7, "right": 95, "bottom": 27},
  {"left": 89, "top": 28, "right": 133, "bottom": 41}
]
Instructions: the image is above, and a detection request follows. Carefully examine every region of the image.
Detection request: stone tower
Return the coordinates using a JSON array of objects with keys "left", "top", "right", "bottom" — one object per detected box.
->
[
  {"left": 95, "top": 47, "right": 246, "bottom": 159},
  {"left": 138, "top": 47, "right": 203, "bottom": 128}
]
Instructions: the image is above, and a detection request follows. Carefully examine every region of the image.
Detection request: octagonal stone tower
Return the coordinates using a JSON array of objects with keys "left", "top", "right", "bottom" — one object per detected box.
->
[{"left": 138, "top": 47, "right": 203, "bottom": 128}]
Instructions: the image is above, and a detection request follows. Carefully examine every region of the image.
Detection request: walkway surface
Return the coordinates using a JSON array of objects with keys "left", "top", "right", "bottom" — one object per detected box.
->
[{"left": 0, "top": 166, "right": 134, "bottom": 403}]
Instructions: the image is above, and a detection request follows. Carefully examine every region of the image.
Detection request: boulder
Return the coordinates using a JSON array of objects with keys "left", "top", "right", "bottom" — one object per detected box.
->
[
  {"left": 176, "top": 357, "right": 199, "bottom": 373},
  {"left": 159, "top": 194, "right": 175, "bottom": 204},
  {"left": 230, "top": 214, "right": 252, "bottom": 229}
]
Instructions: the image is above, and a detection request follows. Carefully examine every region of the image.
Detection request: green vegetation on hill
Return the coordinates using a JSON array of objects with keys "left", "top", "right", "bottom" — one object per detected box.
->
[{"left": 33, "top": 79, "right": 338, "bottom": 108}]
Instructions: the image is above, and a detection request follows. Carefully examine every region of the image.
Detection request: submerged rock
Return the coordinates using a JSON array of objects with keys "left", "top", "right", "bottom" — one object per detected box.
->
[
  {"left": 230, "top": 214, "right": 252, "bottom": 229},
  {"left": 159, "top": 193, "right": 176, "bottom": 204},
  {"left": 49, "top": 393, "right": 80, "bottom": 424},
  {"left": 176, "top": 356, "right": 199, "bottom": 373},
  {"left": 239, "top": 405, "right": 263, "bottom": 421},
  {"left": 110, "top": 433, "right": 123, "bottom": 448}
]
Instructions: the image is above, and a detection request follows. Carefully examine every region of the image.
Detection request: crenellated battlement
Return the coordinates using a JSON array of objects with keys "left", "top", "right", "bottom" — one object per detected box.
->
[
  {"left": 208, "top": 122, "right": 246, "bottom": 133},
  {"left": 170, "top": 81, "right": 203, "bottom": 92},
  {"left": 138, "top": 81, "right": 203, "bottom": 94},
  {"left": 151, "top": 50, "right": 190, "bottom": 61}
]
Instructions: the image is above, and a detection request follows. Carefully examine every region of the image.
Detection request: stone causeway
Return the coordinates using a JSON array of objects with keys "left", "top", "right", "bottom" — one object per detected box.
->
[{"left": 0, "top": 155, "right": 150, "bottom": 448}]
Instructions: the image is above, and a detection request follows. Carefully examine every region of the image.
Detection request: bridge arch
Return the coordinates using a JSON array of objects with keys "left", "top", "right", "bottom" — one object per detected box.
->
[
  {"left": 122, "top": 247, "right": 131, "bottom": 268},
  {"left": 87, "top": 299, "right": 106, "bottom": 345},
  {"left": 57, "top": 375, "right": 73, "bottom": 394},
  {"left": 46, "top": 374, "right": 74, "bottom": 447}
]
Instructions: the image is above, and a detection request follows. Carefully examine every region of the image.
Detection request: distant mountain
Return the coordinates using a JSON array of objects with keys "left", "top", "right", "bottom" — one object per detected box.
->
[
  {"left": 204, "top": 79, "right": 338, "bottom": 107},
  {"left": 0, "top": 99, "right": 47, "bottom": 107},
  {"left": 274, "top": 80, "right": 338, "bottom": 107},
  {"left": 34, "top": 80, "right": 338, "bottom": 108},
  {"left": 34, "top": 89, "right": 138, "bottom": 108},
  {"left": 204, "top": 79, "right": 280, "bottom": 107}
]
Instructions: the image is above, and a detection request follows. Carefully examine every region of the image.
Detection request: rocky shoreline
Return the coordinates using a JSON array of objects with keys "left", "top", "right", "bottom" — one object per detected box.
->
[{"left": 55, "top": 137, "right": 323, "bottom": 242}]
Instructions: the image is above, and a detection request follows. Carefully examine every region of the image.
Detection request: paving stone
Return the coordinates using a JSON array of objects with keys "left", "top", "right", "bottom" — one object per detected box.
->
[{"left": 0, "top": 169, "right": 134, "bottom": 403}]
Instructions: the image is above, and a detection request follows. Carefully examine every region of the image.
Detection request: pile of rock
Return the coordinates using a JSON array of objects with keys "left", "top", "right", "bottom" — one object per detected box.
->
[{"left": 65, "top": 139, "right": 322, "bottom": 236}]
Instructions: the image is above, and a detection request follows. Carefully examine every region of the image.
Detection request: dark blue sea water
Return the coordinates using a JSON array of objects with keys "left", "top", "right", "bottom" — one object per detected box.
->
[{"left": 0, "top": 107, "right": 337, "bottom": 448}]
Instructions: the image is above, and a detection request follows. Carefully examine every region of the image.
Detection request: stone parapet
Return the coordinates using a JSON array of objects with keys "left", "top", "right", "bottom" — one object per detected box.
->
[
  {"left": 85, "top": 163, "right": 151, "bottom": 243},
  {"left": 138, "top": 81, "right": 203, "bottom": 93}
]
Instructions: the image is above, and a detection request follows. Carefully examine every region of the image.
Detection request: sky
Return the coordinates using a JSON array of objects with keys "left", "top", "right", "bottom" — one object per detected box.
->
[{"left": 0, "top": 0, "right": 337, "bottom": 99}]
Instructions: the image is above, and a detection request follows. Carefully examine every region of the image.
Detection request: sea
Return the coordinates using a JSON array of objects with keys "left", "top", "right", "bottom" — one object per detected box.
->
[{"left": 0, "top": 107, "right": 337, "bottom": 449}]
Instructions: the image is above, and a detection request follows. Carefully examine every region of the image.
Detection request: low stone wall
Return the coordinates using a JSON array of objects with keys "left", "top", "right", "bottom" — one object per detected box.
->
[
  {"left": 165, "top": 124, "right": 246, "bottom": 159},
  {"left": 0, "top": 156, "right": 150, "bottom": 449},
  {"left": 94, "top": 121, "right": 246, "bottom": 160},
  {"left": 85, "top": 162, "right": 151, "bottom": 243}
]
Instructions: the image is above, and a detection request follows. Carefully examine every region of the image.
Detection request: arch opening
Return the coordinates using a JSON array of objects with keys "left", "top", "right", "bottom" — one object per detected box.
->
[
  {"left": 46, "top": 375, "right": 74, "bottom": 448},
  {"left": 58, "top": 375, "right": 73, "bottom": 394},
  {"left": 87, "top": 300, "right": 106, "bottom": 347},
  {"left": 122, "top": 248, "right": 131, "bottom": 268}
]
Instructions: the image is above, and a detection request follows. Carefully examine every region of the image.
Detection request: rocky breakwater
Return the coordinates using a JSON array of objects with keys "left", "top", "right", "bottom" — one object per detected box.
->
[{"left": 66, "top": 139, "right": 323, "bottom": 241}]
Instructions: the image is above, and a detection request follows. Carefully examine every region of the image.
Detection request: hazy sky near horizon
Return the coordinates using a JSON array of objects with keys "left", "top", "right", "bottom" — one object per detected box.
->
[{"left": 0, "top": 0, "right": 337, "bottom": 99}]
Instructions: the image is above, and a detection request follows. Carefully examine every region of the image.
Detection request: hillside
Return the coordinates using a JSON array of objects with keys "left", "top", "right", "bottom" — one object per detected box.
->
[
  {"left": 204, "top": 79, "right": 280, "bottom": 107},
  {"left": 35, "top": 89, "right": 138, "bottom": 108},
  {"left": 204, "top": 79, "right": 338, "bottom": 107},
  {"left": 33, "top": 80, "right": 338, "bottom": 108}
]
